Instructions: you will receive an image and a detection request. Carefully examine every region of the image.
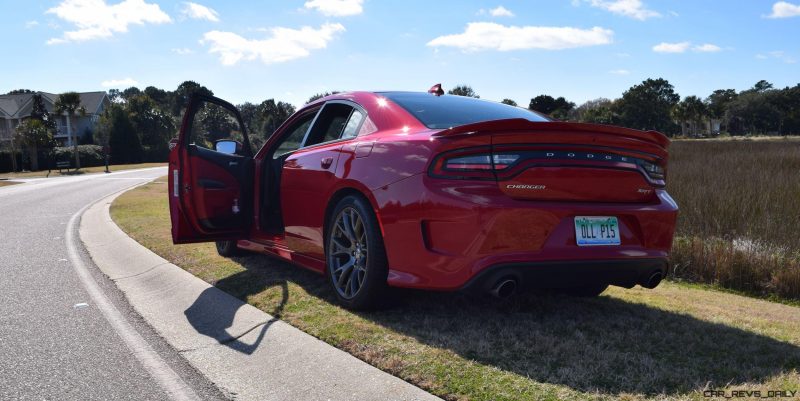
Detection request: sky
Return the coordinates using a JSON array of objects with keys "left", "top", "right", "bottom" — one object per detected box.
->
[{"left": 1, "top": 0, "right": 799, "bottom": 107}]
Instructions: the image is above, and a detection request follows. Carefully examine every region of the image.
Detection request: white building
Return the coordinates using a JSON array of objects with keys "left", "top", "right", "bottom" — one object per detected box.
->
[{"left": 0, "top": 91, "right": 110, "bottom": 146}]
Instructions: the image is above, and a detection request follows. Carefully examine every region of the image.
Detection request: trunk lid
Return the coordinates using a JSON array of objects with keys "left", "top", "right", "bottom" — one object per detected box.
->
[{"left": 434, "top": 119, "right": 669, "bottom": 203}]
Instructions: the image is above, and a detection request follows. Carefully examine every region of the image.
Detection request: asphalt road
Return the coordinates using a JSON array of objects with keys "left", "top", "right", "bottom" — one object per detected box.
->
[{"left": 0, "top": 168, "right": 225, "bottom": 401}]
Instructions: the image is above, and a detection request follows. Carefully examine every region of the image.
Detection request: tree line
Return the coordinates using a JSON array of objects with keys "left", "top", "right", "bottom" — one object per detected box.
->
[{"left": 452, "top": 79, "right": 800, "bottom": 137}]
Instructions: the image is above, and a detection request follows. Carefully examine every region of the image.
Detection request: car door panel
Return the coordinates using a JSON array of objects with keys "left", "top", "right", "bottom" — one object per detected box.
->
[
  {"left": 280, "top": 142, "right": 345, "bottom": 261},
  {"left": 186, "top": 145, "right": 252, "bottom": 230},
  {"left": 169, "top": 95, "right": 254, "bottom": 244}
]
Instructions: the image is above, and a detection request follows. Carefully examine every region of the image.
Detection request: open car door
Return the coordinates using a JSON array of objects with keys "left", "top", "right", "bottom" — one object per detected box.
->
[{"left": 169, "top": 95, "right": 254, "bottom": 244}]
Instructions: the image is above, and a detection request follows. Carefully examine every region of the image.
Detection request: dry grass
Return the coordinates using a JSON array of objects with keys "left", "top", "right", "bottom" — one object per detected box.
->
[
  {"left": 0, "top": 162, "right": 166, "bottom": 179},
  {"left": 668, "top": 139, "right": 800, "bottom": 299},
  {"left": 112, "top": 179, "right": 800, "bottom": 401},
  {"left": 0, "top": 181, "right": 21, "bottom": 187}
]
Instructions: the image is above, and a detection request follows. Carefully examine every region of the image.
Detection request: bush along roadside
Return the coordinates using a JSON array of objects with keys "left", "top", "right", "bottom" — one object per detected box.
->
[{"left": 671, "top": 236, "right": 800, "bottom": 300}]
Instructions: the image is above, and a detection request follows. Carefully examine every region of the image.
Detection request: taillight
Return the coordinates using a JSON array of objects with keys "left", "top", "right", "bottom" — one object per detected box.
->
[
  {"left": 430, "top": 149, "right": 523, "bottom": 179},
  {"left": 638, "top": 160, "right": 665, "bottom": 181},
  {"left": 491, "top": 154, "right": 520, "bottom": 170},
  {"left": 430, "top": 147, "right": 667, "bottom": 185},
  {"left": 444, "top": 154, "right": 493, "bottom": 170}
]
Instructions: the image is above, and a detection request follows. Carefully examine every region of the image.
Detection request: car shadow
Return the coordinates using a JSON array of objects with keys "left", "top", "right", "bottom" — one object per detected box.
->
[
  {"left": 197, "top": 252, "right": 800, "bottom": 396},
  {"left": 183, "top": 270, "right": 289, "bottom": 355}
]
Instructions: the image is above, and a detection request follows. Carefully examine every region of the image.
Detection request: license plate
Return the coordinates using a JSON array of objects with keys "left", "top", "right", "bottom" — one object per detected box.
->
[{"left": 574, "top": 216, "right": 620, "bottom": 246}]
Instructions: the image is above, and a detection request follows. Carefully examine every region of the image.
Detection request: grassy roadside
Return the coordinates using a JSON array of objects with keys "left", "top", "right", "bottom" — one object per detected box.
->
[
  {"left": 0, "top": 162, "right": 166, "bottom": 179},
  {"left": 112, "top": 178, "right": 800, "bottom": 401}
]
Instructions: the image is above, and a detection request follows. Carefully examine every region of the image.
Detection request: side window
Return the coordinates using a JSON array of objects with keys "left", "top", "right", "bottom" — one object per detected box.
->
[
  {"left": 189, "top": 101, "right": 250, "bottom": 154},
  {"left": 272, "top": 111, "right": 316, "bottom": 159},
  {"left": 304, "top": 103, "right": 364, "bottom": 147},
  {"left": 341, "top": 109, "right": 364, "bottom": 139}
]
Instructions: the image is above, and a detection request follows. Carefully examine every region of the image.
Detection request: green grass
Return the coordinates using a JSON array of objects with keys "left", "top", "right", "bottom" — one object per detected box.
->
[
  {"left": 0, "top": 162, "right": 166, "bottom": 179},
  {"left": 112, "top": 179, "right": 800, "bottom": 401}
]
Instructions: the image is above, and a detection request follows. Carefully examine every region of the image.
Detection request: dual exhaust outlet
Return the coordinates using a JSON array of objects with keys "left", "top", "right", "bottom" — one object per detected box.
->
[{"left": 486, "top": 270, "right": 664, "bottom": 299}]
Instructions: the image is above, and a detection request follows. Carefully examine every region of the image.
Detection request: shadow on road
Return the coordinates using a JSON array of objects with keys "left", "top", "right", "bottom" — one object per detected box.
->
[
  {"left": 183, "top": 275, "right": 288, "bottom": 355},
  {"left": 188, "top": 252, "right": 800, "bottom": 396}
]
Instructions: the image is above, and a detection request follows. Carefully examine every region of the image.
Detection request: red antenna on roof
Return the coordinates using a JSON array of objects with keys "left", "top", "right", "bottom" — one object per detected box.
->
[{"left": 428, "top": 83, "right": 444, "bottom": 96}]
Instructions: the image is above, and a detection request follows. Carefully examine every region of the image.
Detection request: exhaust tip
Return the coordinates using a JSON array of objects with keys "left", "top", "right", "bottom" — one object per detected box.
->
[
  {"left": 642, "top": 272, "right": 663, "bottom": 289},
  {"left": 490, "top": 279, "right": 517, "bottom": 299}
]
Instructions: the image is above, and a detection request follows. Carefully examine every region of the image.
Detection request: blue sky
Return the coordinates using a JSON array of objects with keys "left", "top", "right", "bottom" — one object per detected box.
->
[{"left": 2, "top": 0, "right": 798, "bottom": 107}]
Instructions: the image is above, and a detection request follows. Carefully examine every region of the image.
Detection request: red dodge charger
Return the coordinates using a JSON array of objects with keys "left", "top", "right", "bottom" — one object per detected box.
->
[{"left": 168, "top": 90, "right": 678, "bottom": 309}]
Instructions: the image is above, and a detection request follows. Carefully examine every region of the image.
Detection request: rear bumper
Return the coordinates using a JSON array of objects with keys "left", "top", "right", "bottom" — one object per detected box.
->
[
  {"left": 460, "top": 258, "right": 669, "bottom": 294},
  {"left": 373, "top": 174, "right": 678, "bottom": 291}
]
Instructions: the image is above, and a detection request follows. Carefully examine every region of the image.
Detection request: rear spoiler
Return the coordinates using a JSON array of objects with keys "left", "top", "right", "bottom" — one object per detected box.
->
[{"left": 431, "top": 118, "right": 670, "bottom": 149}]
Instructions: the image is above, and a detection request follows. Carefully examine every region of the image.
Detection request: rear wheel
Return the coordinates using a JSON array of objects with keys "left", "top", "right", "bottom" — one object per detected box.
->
[
  {"left": 561, "top": 283, "right": 609, "bottom": 297},
  {"left": 325, "top": 195, "right": 389, "bottom": 310},
  {"left": 215, "top": 240, "right": 243, "bottom": 257}
]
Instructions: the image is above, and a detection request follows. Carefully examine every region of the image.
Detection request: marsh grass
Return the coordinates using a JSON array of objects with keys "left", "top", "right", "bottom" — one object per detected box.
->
[{"left": 668, "top": 139, "right": 800, "bottom": 299}]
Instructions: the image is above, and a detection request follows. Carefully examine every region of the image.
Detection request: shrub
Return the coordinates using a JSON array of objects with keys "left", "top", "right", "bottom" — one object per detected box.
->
[{"left": 52, "top": 145, "right": 105, "bottom": 168}]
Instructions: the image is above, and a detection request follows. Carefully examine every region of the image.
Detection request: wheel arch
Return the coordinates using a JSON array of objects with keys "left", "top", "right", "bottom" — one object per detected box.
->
[
  {"left": 322, "top": 185, "right": 387, "bottom": 273},
  {"left": 323, "top": 184, "right": 385, "bottom": 243}
]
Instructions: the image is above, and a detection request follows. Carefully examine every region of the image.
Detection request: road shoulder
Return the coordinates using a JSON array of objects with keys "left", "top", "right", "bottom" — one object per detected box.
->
[{"left": 80, "top": 189, "right": 440, "bottom": 401}]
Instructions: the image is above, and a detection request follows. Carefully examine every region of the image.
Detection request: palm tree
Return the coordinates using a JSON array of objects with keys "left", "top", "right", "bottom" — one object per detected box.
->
[
  {"left": 54, "top": 92, "right": 83, "bottom": 169},
  {"left": 671, "top": 102, "right": 688, "bottom": 137}
]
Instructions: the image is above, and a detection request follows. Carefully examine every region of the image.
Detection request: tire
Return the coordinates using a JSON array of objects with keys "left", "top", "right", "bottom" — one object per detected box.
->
[
  {"left": 215, "top": 240, "right": 243, "bottom": 257},
  {"left": 561, "top": 283, "right": 609, "bottom": 297},
  {"left": 325, "top": 195, "right": 389, "bottom": 310}
]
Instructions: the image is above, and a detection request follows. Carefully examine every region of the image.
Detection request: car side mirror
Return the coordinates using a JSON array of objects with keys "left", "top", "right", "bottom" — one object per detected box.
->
[{"left": 215, "top": 140, "right": 241, "bottom": 155}]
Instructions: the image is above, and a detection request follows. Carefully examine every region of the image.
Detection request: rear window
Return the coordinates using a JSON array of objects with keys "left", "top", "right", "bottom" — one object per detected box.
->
[{"left": 381, "top": 92, "right": 550, "bottom": 129}]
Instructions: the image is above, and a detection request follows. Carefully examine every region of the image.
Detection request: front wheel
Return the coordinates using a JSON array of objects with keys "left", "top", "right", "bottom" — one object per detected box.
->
[
  {"left": 325, "top": 195, "right": 389, "bottom": 310},
  {"left": 215, "top": 240, "right": 243, "bottom": 257}
]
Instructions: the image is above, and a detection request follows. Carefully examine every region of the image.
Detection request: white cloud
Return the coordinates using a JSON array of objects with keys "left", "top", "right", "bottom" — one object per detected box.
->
[
  {"left": 46, "top": 0, "right": 171, "bottom": 44},
  {"left": 171, "top": 47, "right": 194, "bottom": 55},
  {"left": 489, "top": 6, "right": 514, "bottom": 17},
  {"left": 25, "top": 20, "right": 40, "bottom": 28},
  {"left": 652, "top": 41, "right": 690, "bottom": 53},
  {"left": 101, "top": 77, "right": 139, "bottom": 88},
  {"left": 584, "top": 0, "right": 660, "bottom": 20},
  {"left": 304, "top": 0, "right": 363, "bottom": 16},
  {"left": 427, "top": 23, "right": 613, "bottom": 52},
  {"left": 693, "top": 43, "right": 721, "bottom": 52},
  {"left": 609, "top": 69, "right": 630, "bottom": 75},
  {"left": 766, "top": 1, "right": 800, "bottom": 18},
  {"left": 757, "top": 50, "right": 797, "bottom": 64},
  {"left": 653, "top": 42, "right": 723, "bottom": 53},
  {"left": 181, "top": 2, "right": 219, "bottom": 22},
  {"left": 201, "top": 23, "right": 346, "bottom": 66}
]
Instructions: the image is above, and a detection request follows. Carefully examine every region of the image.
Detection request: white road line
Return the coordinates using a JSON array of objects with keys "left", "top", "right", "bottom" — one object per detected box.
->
[{"left": 65, "top": 183, "right": 200, "bottom": 401}]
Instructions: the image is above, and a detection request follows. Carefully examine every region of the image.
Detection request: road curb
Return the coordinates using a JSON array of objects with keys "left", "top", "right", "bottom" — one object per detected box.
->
[{"left": 79, "top": 186, "right": 441, "bottom": 401}]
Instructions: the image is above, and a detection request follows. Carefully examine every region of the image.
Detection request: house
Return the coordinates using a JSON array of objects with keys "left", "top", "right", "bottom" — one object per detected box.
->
[{"left": 0, "top": 91, "right": 110, "bottom": 146}]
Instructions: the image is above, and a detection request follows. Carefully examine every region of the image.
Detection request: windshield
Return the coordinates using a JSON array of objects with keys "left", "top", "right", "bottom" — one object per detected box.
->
[{"left": 380, "top": 92, "right": 550, "bottom": 129}]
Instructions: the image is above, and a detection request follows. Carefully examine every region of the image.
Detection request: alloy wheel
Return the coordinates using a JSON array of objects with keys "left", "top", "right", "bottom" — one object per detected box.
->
[{"left": 329, "top": 207, "right": 368, "bottom": 299}]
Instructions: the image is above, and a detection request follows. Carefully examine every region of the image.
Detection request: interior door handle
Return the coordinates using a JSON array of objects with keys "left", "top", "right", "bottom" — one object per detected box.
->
[
  {"left": 229, "top": 161, "right": 238, "bottom": 167},
  {"left": 321, "top": 157, "right": 333, "bottom": 169}
]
